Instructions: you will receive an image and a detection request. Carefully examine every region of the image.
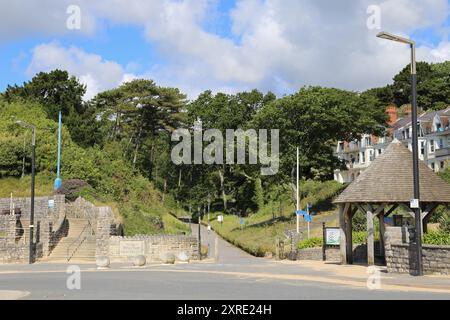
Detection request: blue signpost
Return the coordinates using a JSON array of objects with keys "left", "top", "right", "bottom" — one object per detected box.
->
[{"left": 54, "top": 111, "right": 62, "bottom": 191}]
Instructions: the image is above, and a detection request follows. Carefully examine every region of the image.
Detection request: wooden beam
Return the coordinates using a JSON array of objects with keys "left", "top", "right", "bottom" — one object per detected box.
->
[
  {"left": 421, "top": 203, "right": 437, "bottom": 219},
  {"left": 422, "top": 203, "right": 438, "bottom": 234},
  {"left": 379, "top": 210, "right": 386, "bottom": 259},
  {"left": 367, "top": 204, "right": 375, "bottom": 266},
  {"left": 373, "top": 203, "right": 387, "bottom": 217},
  {"left": 339, "top": 204, "right": 348, "bottom": 265},
  {"left": 356, "top": 204, "right": 367, "bottom": 215},
  {"left": 384, "top": 204, "right": 398, "bottom": 217},
  {"left": 345, "top": 205, "right": 353, "bottom": 264}
]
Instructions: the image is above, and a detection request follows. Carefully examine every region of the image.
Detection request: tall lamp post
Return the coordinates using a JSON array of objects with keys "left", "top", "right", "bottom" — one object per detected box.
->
[
  {"left": 16, "top": 120, "right": 36, "bottom": 265},
  {"left": 198, "top": 206, "right": 202, "bottom": 261},
  {"left": 376, "top": 32, "right": 423, "bottom": 276},
  {"left": 207, "top": 193, "right": 211, "bottom": 228}
]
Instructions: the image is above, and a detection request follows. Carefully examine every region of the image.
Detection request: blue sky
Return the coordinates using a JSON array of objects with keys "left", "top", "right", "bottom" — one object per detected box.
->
[{"left": 0, "top": 0, "right": 449, "bottom": 100}]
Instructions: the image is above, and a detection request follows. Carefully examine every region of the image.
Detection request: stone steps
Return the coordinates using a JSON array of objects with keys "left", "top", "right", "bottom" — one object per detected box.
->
[{"left": 46, "top": 218, "right": 96, "bottom": 262}]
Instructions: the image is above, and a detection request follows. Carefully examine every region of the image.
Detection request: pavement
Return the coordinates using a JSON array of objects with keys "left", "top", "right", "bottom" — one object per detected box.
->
[{"left": 0, "top": 223, "right": 449, "bottom": 300}]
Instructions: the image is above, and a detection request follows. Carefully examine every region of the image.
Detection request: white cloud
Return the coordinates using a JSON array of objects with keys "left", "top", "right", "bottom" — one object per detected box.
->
[
  {"left": 27, "top": 42, "right": 127, "bottom": 100},
  {"left": 10, "top": 0, "right": 450, "bottom": 99}
]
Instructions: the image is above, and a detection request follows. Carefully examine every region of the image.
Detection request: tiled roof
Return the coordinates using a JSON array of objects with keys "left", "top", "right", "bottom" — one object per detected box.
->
[{"left": 334, "top": 140, "right": 450, "bottom": 204}]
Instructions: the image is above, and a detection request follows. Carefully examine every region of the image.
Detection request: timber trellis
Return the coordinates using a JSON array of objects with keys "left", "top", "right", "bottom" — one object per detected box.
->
[{"left": 333, "top": 140, "right": 450, "bottom": 266}]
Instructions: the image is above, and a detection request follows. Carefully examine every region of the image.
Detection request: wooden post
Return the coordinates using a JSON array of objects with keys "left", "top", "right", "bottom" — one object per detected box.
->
[
  {"left": 345, "top": 206, "right": 353, "bottom": 264},
  {"left": 367, "top": 204, "right": 375, "bottom": 266},
  {"left": 339, "top": 204, "right": 347, "bottom": 264},
  {"left": 322, "top": 222, "right": 326, "bottom": 261},
  {"left": 378, "top": 210, "right": 385, "bottom": 259}
]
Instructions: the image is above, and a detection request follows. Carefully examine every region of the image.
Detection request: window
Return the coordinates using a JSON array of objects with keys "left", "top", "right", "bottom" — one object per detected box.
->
[
  {"left": 430, "top": 140, "right": 435, "bottom": 153},
  {"left": 360, "top": 152, "right": 365, "bottom": 163},
  {"left": 439, "top": 139, "right": 444, "bottom": 149},
  {"left": 365, "top": 137, "right": 371, "bottom": 147},
  {"left": 338, "top": 142, "right": 344, "bottom": 152},
  {"left": 441, "top": 162, "right": 445, "bottom": 169},
  {"left": 431, "top": 162, "right": 435, "bottom": 171},
  {"left": 378, "top": 149, "right": 382, "bottom": 156},
  {"left": 420, "top": 141, "right": 425, "bottom": 155}
]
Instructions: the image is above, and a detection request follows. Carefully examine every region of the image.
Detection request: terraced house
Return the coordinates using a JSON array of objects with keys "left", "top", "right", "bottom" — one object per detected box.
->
[{"left": 334, "top": 105, "right": 450, "bottom": 183}]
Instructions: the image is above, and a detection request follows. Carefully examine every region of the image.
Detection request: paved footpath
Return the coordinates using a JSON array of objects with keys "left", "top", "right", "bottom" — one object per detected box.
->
[{"left": 0, "top": 224, "right": 449, "bottom": 300}]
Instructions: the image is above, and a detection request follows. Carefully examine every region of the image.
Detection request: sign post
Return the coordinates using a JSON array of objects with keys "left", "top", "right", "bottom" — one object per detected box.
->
[{"left": 323, "top": 225, "right": 341, "bottom": 261}]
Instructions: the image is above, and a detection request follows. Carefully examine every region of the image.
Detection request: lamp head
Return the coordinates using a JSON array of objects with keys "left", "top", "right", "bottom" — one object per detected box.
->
[{"left": 376, "top": 31, "right": 415, "bottom": 45}]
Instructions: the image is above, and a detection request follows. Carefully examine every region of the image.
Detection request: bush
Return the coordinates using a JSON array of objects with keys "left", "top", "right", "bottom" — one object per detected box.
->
[
  {"left": 298, "top": 237, "right": 323, "bottom": 249},
  {"left": 58, "top": 179, "right": 91, "bottom": 202},
  {"left": 423, "top": 231, "right": 450, "bottom": 246},
  {"left": 352, "top": 212, "right": 366, "bottom": 232},
  {"left": 438, "top": 212, "right": 450, "bottom": 233}
]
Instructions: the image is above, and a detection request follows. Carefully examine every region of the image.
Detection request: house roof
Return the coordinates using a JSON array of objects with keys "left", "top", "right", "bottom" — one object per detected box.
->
[{"left": 334, "top": 140, "right": 450, "bottom": 204}]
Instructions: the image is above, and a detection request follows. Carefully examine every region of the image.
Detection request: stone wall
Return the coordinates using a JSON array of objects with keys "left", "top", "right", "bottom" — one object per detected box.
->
[
  {"left": 66, "top": 197, "right": 98, "bottom": 225},
  {"left": 297, "top": 247, "right": 340, "bottom": 262},
  {"left": 96, "top": 207, "right": 115, "bottom": 257},
  {"left": 297, "top": 244, "right": 376, "bottom": 262},
  {"left": 108, "top": 235, "right": 199, "bottom": 262},
  {"left": 385, "top": 226, "right": 450, "bottom": 275},
  {"left": 0, "top": 195, "right": 66, "bottom": 263}
]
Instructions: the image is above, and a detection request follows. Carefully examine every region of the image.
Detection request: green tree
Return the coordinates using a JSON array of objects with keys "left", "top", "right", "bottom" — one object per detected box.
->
[{"left": 3, "top": 70, "right": 100, "bottom": 147}]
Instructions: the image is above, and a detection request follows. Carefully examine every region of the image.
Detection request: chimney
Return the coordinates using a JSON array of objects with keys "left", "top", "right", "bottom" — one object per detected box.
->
[{"left": 385, "top": 104, "right": 398, "bottom": 125}]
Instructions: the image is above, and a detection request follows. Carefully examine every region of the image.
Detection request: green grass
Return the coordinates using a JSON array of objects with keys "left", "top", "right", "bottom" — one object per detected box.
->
[
  {"left": 0, "top": 174, "right": 54, "bottom": 198},
  {"left": 0, "top": 175, "right": 190, "bottom": 236},
  {"left": 206, "top": 180, "right": 344, "bottom": 256},
  {"left": 163, "top": 214, "right": 191, "bottom": 235}
]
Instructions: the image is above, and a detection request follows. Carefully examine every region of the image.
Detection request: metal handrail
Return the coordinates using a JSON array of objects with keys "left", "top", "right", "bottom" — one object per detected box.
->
[{"left": 66, "top": 221, "right": 93, "bottom": 262}]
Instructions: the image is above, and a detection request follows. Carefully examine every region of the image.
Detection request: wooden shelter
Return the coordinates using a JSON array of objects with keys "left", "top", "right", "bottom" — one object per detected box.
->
[{"left": 333, "top": 140, "right": 450, "bottom": 265}]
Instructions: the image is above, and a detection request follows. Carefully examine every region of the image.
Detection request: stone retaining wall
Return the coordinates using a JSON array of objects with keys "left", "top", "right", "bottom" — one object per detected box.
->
[
  {"left": 297, "top": 244, "right": 379, "bottom": 263},
  {"left": 297, "top": 247, "right": 340, "bottom": 262},
  {"left": 385, "top": 226, "right": 450, "bottom": 275},
  {"left": 108, "top": 235, "right": 199, "bottom": 262},
  {"left": 0, "top": 195, "right": 66, "bottom": 263}
]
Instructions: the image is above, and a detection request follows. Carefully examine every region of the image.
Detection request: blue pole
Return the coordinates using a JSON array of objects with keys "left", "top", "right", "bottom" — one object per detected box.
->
[{"left": 54, "top": 111, "right": 62, "bottom": 191}]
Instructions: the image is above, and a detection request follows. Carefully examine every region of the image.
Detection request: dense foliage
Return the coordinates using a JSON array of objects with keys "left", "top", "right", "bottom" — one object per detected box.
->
[{"left": 1, "top": 59, "right": 449, "bottom": 235}]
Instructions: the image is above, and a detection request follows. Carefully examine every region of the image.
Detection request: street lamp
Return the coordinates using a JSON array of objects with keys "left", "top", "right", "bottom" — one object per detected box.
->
[
  {"left": 207, "top": 193, "right": 211, "bottom": 228},
  {"left": 376, "top": 31, "right": 423, "bottom": 276},
  {"left": 198, "top": 206, "right": 202, "bottom": 261},
  {"left": 16, "top": 120, "right": 36, "bottom": 265}
]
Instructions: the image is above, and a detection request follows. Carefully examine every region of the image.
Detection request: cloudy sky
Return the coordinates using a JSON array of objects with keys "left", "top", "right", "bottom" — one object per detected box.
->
[{"left": 0, "top": 0, "right": 449, "bottom": 100}]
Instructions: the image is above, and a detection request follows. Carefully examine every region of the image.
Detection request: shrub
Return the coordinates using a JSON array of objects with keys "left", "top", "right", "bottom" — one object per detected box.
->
[
  {"left": 58, "top": 179, "right": 90, "bottom": 202},
  {"left": 352, "top": 212, "right": 366, "bottom": 232},
  {"left": 438, "top": 212, "right": 450, "bottom": 233},
  {"left": 298, "top": 237, "right": 323, "bottom": 249},
  {"left": 423, "top": 231, "right": 450, "bottom": 246}
]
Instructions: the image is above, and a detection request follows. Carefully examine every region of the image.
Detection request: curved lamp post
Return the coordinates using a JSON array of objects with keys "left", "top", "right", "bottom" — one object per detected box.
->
[{"left": 376, "top": 32, "right": 423, "bottom": 276}]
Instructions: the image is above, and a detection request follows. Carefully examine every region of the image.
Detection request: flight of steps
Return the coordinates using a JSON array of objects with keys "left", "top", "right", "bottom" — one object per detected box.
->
[{"left": 46, "top": 218, "right": 96, "bottom": 262}]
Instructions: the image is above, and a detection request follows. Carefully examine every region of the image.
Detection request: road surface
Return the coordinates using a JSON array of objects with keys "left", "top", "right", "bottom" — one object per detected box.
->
[{"left": 0, "top": 223, "right": 449, "bottom": 300}]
